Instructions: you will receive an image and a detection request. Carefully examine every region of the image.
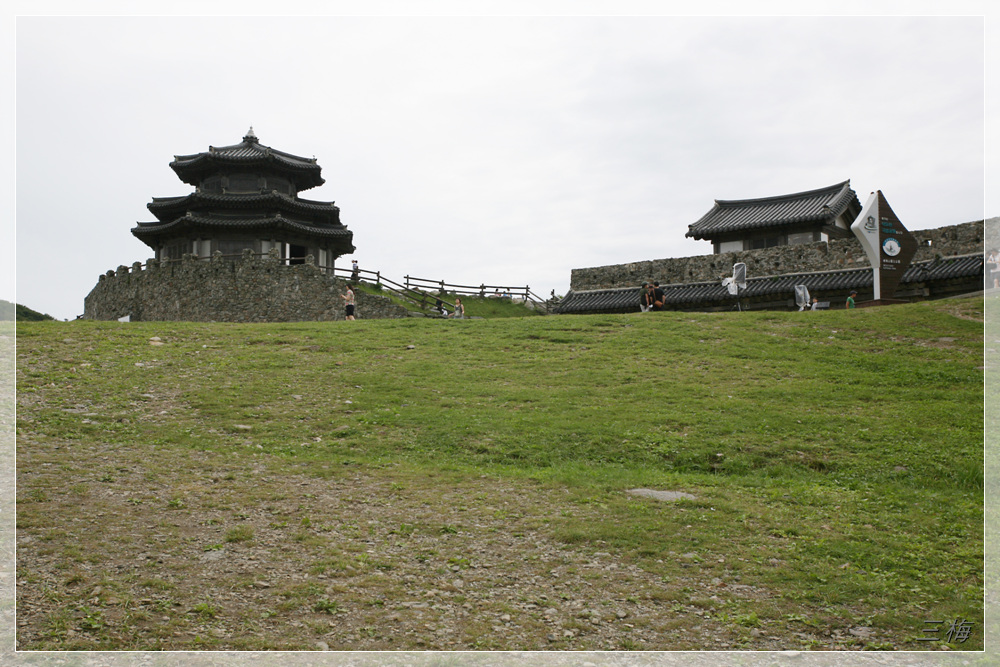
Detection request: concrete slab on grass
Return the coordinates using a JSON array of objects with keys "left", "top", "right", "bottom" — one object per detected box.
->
[{"left": 627, "top": 488, "right": 695, "bottom": 502}]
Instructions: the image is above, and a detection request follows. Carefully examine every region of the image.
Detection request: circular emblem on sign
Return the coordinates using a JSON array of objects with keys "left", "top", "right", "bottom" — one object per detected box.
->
[{"left": 882, "top": 237, "right": 901, "bottom": 257}]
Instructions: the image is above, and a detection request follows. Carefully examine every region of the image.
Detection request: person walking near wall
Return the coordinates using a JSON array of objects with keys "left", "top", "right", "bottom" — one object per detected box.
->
[
  {"left": 846, "top": 290, "right": 857, "bottom": 309},
  {"left": 650, "top": 282, "right": 665, "bottom": 311},
  {"left": 639, "top": 282, "right": 650, "bottom": 312},
  {"left": 342, "top": 285, "right": 356, "bottom": 320}
]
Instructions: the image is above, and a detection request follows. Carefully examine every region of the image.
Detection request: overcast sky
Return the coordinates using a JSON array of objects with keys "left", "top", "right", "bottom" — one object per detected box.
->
[{"left": 9, "top": 3, "right": 994, "bottom": 320}]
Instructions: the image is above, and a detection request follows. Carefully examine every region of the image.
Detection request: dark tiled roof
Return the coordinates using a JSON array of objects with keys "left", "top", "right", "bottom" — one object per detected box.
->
[
  {"left": 170, "top": 132, "right": 325, "bottom": 191},
  {"left": 557, "top": 254, "right": 983, "bottom": 313},
  {"left": 132, "top": 213, "right": 353, "bottom": 242},
  {"left": 556, "top": 286, "right": 643, "bottom": 313},
  {"left": 147, "top": 191, "right": 340, "bottom": 222},
  {"left": 686, "top": 180, "right": 861, "bottom": 240}
]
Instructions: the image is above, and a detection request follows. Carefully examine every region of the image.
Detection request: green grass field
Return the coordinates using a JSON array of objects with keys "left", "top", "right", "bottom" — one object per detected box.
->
[{"left": 15, "top": 298, "right": 984, "bottom": 651}]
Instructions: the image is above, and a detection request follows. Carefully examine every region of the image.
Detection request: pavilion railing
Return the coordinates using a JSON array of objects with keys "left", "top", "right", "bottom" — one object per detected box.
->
[
  {"left": 325, "top": 265, "right": 458, "bottom": 314},
  {"left": 401, "top": 275, "right": 552, "bottom": 311}
]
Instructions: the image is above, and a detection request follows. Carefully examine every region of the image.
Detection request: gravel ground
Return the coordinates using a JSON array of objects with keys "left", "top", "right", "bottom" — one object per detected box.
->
[{"left": 17, "top": 428, "right": 789, "bottom": 652}]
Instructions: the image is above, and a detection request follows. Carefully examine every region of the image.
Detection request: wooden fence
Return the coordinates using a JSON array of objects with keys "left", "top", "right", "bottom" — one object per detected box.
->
[{"left": 132, "top": 252, "right": 551, "bottom": 313}]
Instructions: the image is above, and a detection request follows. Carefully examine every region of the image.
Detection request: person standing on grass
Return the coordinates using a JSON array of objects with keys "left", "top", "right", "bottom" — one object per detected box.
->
[
  {"left": 846, "top": 290, "right": 857, "bottom": 309},
  {"left": 451, "top": 297, "right": 464, "bottom": 319},
  {"left": 342, "top": 285, "right": 356, "bottom": 320},
  {"left": 650, "top": 282, "right": 665, "bottom": 311},
  {"left": 639, "top": 282, "right": 650, "bottom": 312}
]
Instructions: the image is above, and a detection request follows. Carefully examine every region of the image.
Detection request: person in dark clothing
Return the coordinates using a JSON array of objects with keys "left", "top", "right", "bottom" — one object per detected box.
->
[
  {"left": 639, "top": 282, "right": 650, "bottom": 312},
  {"left": 650, "top": 282, "right": 665, "bottom": 311}
]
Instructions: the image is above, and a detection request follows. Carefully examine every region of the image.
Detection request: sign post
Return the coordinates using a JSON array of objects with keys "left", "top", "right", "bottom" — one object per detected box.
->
[{"left": 849, "top": 191, "right": 918, "bottom": 302}]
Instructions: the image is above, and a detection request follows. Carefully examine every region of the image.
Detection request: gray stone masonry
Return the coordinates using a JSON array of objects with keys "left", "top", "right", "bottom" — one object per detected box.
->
[
  {"left": 571, "top": 220, "right": 985, "bottom": 291},
  {"left": 84, "top": 250, "right": 411, "bottom": 322},
  {"left": 985, "top": 217, "right": 1000, "bottom": 252}
]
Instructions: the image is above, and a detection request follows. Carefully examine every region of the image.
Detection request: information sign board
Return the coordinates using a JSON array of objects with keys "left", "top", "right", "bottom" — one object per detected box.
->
[{"left": 849, "top": 191, "right": 918, "bottom": 301}]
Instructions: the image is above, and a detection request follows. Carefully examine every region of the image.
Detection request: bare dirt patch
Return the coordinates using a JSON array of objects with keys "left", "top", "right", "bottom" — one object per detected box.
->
[
  {"left": 15, "top": 436, "right": 797, "bottom": 651},
  {"left": 935, "top": 296, "right": 985, "bottom": 322}
]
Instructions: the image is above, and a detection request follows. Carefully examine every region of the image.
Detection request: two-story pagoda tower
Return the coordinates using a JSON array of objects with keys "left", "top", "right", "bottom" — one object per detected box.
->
[{"left": 132, "top": 128, "right": 354, "bottom": 266}]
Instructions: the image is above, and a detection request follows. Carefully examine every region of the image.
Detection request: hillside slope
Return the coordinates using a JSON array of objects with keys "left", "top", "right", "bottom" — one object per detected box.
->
[{"left": 15, "top": 299, "right": 984, "bottom": 651}]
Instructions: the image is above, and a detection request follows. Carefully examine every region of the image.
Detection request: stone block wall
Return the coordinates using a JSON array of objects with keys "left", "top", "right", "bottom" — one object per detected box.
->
[
  {"left": 84, "top": 251, "right": 411, "bottom": 322},
  {"left": 570, "top": 220, "right": 985, "bottom": 291},
  {"left": 985, "top": 217, "right": 1000, "bottom": 252}
]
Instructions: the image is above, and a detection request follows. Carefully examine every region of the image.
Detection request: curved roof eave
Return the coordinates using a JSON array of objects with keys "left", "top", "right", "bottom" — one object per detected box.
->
[
  {"left": 147, "top": 191, "right": 340, "bottom": 217},
  {"left": 712, "top": 180, "right": 852, "bottom": 208},
  {"left": 170, "top": 155, "right": 324, "bottom": 187},
  {"left": 168, "top": 135, "right": 325, "bottom": 190},
  {"left": 132, "top": 214, "right": 352, "bottom": 240},
  {"left": 686, "top": 212, "right": 835, "bottom": 240}
]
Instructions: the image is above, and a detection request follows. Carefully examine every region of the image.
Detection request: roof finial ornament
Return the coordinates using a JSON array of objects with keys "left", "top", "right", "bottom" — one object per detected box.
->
[{"left": 244, "top": 126, "right": 258, "bottom": 143}]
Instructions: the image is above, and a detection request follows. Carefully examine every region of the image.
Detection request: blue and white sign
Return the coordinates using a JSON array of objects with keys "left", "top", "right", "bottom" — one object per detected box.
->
[{"left": 882, "top": 237, "right": 901, "bottom": 257}]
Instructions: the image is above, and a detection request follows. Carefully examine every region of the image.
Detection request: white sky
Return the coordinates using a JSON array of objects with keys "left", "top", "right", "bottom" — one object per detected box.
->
[{"left": 7, "top": 2, "right": 996, "bottom": 320}]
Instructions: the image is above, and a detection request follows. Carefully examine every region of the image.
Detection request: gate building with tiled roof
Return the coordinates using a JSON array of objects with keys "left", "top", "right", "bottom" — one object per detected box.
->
[
  {"left": 558, "top": 176, "right": 985, "bottom": 315},
  {"left": 132, "top": 128, "right": 355, "bottom": 267},
  {"left": 687, "top": 180, "right": 863, "bottom": 254}
]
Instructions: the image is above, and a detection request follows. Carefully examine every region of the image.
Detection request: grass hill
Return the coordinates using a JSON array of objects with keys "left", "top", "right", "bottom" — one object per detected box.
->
[
  {"left": 15, "top": 298, "right": 984, "bottom": 651},
  {"left": 10, "top": 301, "right": 56, "bottom": 321}
]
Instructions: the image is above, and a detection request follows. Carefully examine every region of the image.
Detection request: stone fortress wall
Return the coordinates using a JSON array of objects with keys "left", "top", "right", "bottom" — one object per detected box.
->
[
  {"left": 84, "top": 249, "right": 411, "bottom": 322},
  {"left": 985, "top": 217, "right": 1000, "bottom": 253},
  {"left": 570, "top": 220, "right": 986, "bottom": 292}
]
